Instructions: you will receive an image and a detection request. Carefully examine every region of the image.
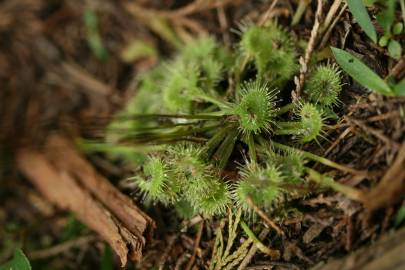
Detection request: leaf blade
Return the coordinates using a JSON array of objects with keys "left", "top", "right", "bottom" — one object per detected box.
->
[
  {"left": 346, "top": 0, "right": 377, "bottom": 42},
  {"left": 0, "top": 249, "right": 31, "bottom": 270},
  {"left": 331, "top": 47, "right": 394, "bottom": 96}
]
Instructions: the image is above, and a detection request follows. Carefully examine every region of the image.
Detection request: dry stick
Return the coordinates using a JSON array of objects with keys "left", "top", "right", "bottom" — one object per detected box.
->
[
  {"left": 159, "top": 0, "right": 235, "bottom": 18},
  {"left": 217, "top": 5, "right": 230, "bottom": 48},
  {"left": 29, "top": 236, "right": 97, "bottom": 259},
  {"left": 237, "top": 227, "right": 270, "bottom": 270},
  {"left": 346, "top": 117, "right": 401, "bottom": 150},
  {"left": 319, "top": 0, "right": 343, "bottom": 35},
  {"left": 364, "top": 142, "right": 405, "bottom": 210},
  {"left": 293, "top": 0, "right": 323, "bottom": 101},
  {"left": 388, "top": 56, "right": 405, "bottom": 80},
  {"left": 319, "top": 3, "right": 348, "bottom": 49},
  {"left": 367, "top": 111, "right": 401, "bottom": 122},
  {"left": 323, "top": 127, "right": 351, "bottom": 156},
  {"left": 185, "top": 221, "right": 204, "bottom": 270},
  {"left": 258, "top": 0, "right": 280, "bottom": 26},
  {"left": 246, "top": 196, "right": 284, "bottom": 236},
  {"left": 158, "top": 235, "right": 178, "bottom": 270}
]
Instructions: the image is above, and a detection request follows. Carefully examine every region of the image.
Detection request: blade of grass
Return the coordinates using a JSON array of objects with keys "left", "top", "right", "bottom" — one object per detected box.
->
[
  {"left": 331, "top": 47, "right": 394, "bottom": 96},
  {"left": 346, "top": 0, "right": 377, "bottom": 42}
]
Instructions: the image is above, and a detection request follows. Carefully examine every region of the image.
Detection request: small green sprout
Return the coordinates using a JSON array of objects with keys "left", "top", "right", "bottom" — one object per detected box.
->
[
  {"left": 233, "top": 80, "right": 277, "bottom": 135},
  {"left": 162, "top": 61, "right": 200, "bottom": 112},
  {"left": 297, "top": 102, "right": 325, "bottom": 143},
  {"left": 181, "top": 36, "right": 227, "bottom": 89},
  {"left": 276, "top": 102, "right": 325, "bottom": 143},
  {"left": 239, "top": 23, "right": 298, "bottom": 87},
  {"left": 185, "top": 175, "right": 230, "bottom": 216},
  {"left": 234, "top": 162, "right": 284, "bottom": 212},
  {"left": 304, "top": 64, "right": 342, "bottom": 107},
  {"left": 170, "top": 144, "right": 231, "bottom": 216},
  {"left": 267, "top": 149, "right": 306, "bottom": 183},
  {"left": 133, "top": 157, "right": 177, "bottom": 204}
]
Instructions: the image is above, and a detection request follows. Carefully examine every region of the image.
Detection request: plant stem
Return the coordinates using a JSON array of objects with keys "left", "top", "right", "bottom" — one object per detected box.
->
[
  {"left": 214, "top": 129, "right": 238, "bottom": 169},
  {"left": 123, "top": 124, "right": 221, "bottom": 143},
  {"left": 271, "top": 141, "right": 365, "bottom": 175},
  {"left": 274, "top": 121, "right": 303, "bottom": 136},
  {"left": 275, "top": 103, "right": 294, "bottom": 115},
  {"left": 291, "top": 0, "right": 311, "bottom": 26},
  {"left": 240, "top": 221, "right": 280, "bottom": 260},
  {"left": 204, "top": 126, "right": 231, "bottom": 158},
  {"left": 306, "top": 168, "right": 364, "bottom": 202},
  {"left": 193, "top": 93, "right": 232, "bottom": 110},
  {"left": 117, "top": 113, "right": 224, "bottom": 121},
  {"left": 247, "top": 134, "right": 257, "bottom": 163}
]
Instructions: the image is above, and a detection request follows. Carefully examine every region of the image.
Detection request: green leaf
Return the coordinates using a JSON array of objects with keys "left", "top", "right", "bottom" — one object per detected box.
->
[
  {"left": 388, "top": 40, "right": 402, "bottom": 60},
  {"left": 331, "top": 47, "right": 394, "bottom": 96},
  {"left": 394, "top": 206, "right": 405, "bottom": 227},
  {"left": 363, "top": 0, "right": 378, "bottom": 6},
  {"left": 378, "top": 35, "right": 389, "bottom": 47},
  {"left": 0, "top": 249, "right": 31, "bottom": 270},
  {"left": 376, "top": 0, "right": 396, "bottom": 33},
  {"left": 347, "top": 0, "right": 377, "bottom": 42},
  {"left": 83, "top": 9, "right": 109, "bottom": 61},
  {"left": 100, "top": 244, "right": 114, "bottom": 270},
  {"left": 393, "top": 78, "right": 405, "bottom": 96},
  {"left": 392, "top": 22, "right": 404, "bottom": 35}
]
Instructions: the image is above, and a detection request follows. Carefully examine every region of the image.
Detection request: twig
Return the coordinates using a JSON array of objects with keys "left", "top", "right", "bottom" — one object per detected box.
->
[
  {"left": 246, "top": 196, "right": 284, "bottom": 236},
  {"left": 240, "top": 221, "right": 280, "bottom": 260},
  {"left": 237, "top": 228, "right": 270, "bottom": 270},
  {"left": 346, "top": 117, "right": 400, "bottom": 150},
  {"left": 185, "top": 221, "right": 204, "bottom": 270},
  {"left": 28, "top": 236, "right": 97, "bottom": 259},
  {"left": 319, "top": 3, "right": 347, "bottom": 49},
  {"left": 258, "top": 0, "right": 280, "bottom": 26},
  {"left": 293, "top": 0, "right": 323, "bottom": 100},
  {"left": 320, "top": 0, "right": 343, "bottom": 35},
  {"left": 158, "top": 235, "right": 178, "bottom": 270},
  {"left": 364, "top": 142, "right": 405, "bottom": 210},
  {"left": 323, "top": 127, "right": 351, "bottom": 156},
  {"left": 159, "top": 0, "right": 235, "bottom": 18},
  {"left": 387, "top": 56, "right": 405, "bottom": 80},
  {"left": 217, "top": 6, "right": 230, "bottom": 48}
]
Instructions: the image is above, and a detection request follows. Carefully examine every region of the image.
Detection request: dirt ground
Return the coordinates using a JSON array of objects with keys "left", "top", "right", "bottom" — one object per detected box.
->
[{"left": 0, "top": 0, "right": 404, "bottom": 269}]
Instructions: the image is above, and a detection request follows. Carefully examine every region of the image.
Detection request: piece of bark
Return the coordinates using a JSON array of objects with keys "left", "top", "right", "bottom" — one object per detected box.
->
[
  {"left": 16, "top": 149, "right": 131, "bottom": 266},
  {"left": 44, "top": 135, "right": 153, "bottom": 238},
  {"left": 16, "top": 136, "right": 154, "bottom": 266},
  {"left": 313, "top": 227, "right": 405, "bottom": 270}
]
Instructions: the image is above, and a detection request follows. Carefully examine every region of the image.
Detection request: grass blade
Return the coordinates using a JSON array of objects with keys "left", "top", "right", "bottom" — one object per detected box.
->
[
  {"left": 331, "top": 47, "right": 394, "bottom": 96},
  {"left": 0, "top": 249, "right": 32, "bottom": 270},
  {"left": 346, "top": 0, "right": 377, "bottom": 42}
]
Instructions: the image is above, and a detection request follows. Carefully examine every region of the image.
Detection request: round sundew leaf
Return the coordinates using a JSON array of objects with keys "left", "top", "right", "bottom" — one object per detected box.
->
[{"left": 234, "top": 80, "right": 277, "bottom": 134}]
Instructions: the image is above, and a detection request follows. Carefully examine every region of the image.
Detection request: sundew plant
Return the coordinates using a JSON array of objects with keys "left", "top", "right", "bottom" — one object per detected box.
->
[{"left": 96, "top": 21, "right": 347, "bottom": 218}]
